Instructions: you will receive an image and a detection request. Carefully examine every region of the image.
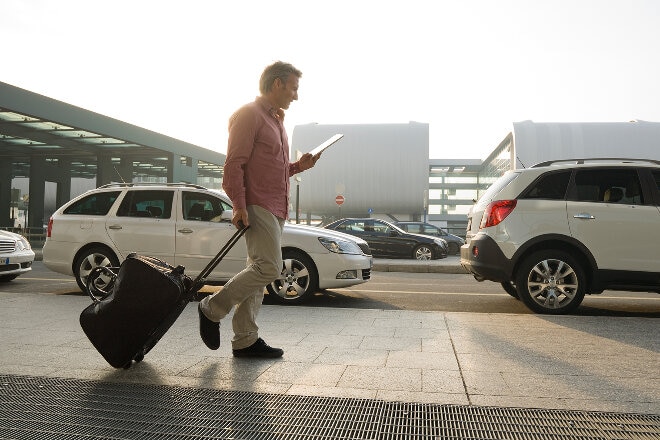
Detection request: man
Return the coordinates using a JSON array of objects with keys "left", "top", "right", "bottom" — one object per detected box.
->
[{"left": 198, "top": 61, "right": 319, "bottom": 358}]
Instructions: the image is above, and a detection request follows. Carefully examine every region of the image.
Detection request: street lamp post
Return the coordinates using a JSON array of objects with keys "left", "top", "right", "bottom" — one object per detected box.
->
[{"left": 295, "top": 175, "right": 301, "bottom": 224}]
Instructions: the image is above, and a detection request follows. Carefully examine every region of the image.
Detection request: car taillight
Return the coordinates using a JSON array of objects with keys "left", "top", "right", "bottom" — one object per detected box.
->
[
  {"left": 47, "top": 217, "right": 53, "bottom": 238},
  {"left": 479, "top": 200, "right": 517, "bottom": 229}
]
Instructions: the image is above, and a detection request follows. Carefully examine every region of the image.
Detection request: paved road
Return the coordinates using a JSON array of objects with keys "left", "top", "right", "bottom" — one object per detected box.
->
[{"left": 9, "top": 262, "right": 660, "bottom": 317}]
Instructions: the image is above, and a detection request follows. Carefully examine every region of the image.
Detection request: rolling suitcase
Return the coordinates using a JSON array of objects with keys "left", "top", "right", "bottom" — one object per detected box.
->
[{"left": 80, "top": 226, "right": 247, "bottom": 369}]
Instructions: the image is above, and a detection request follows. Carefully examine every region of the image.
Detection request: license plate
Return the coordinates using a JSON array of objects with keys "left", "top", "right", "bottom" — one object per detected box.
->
[{"left": 0, "top": 258, "right": 8, "bottom": 265}]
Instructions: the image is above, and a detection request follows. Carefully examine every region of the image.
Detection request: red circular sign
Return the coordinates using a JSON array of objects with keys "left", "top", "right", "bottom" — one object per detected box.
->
[{"left": 335, "top": 195, "right": 345, "bottom": 206}]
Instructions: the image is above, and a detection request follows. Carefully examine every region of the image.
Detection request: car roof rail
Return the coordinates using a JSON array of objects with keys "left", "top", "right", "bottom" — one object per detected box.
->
[
  {"left": 532, "top": 158, "right": 660, "bottom": 167},
  {"left": 97, "top": 182, "right": 208, "bottom": 190}
]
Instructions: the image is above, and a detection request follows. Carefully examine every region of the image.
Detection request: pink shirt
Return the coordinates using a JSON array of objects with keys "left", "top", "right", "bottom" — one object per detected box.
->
[{"left": 222, "top": 96, "right": 302, "bottom": 219}]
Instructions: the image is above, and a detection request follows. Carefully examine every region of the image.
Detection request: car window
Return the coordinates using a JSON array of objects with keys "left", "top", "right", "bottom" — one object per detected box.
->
[
  {"left": 652, "top": 170, "right": 660, "bottom": 205},
  {"left": 182, "top": 191, "right": 231, "bottom": 222},
  {"left": 62, "top": 191, "right": 121, "bottom": 215},
  {"left": 404, "top": 224, "right": 422, "bottom": 233},
  {"left": 116, "top": 190, "right": 174, "bottom": 218},
  {"left": 520, "top": 171, "right": 571, "bottom": 200},
  {"left": 423, "top": 225, "right": 444, "bottom": 236},
  {"left": 338, "top": 220, "right": 365, "bottom": 232},
  {"left": 372, "top": 220, "right": 392, "bottom": 235},
  {"left": 569, "top": 169, "right": 644, "bottom": 205}
]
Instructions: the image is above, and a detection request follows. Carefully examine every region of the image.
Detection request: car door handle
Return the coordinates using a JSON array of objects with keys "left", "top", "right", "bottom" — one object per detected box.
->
[
  {"left": 108, "top": 225, "right": 122, "bottom": 230},
  {"left": 178, "top": 228, "right": 193, "bottom": 234},
  {"left": 573, "top": 213, "right": 595, "bottom": 220}
]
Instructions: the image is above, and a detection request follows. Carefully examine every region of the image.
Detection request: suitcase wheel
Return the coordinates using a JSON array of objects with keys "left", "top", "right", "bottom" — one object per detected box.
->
[{"left": 134, "top": 353, "right": 144, "bottom": 363}]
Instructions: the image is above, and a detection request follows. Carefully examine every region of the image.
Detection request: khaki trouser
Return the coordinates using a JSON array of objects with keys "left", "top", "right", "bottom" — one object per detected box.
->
[{"left": 200, "top": 205, "right": 284, "bottom": 349}]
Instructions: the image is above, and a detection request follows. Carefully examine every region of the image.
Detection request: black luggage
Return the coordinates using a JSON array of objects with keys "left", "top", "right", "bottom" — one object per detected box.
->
[{"left": 80, "top": 226, "right": 247, "bottom": 369}]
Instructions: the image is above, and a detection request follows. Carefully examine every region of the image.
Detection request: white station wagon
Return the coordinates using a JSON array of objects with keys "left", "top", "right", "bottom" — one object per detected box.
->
[{"left": 43, "top": 183, "right": 372, "bottom": 303}]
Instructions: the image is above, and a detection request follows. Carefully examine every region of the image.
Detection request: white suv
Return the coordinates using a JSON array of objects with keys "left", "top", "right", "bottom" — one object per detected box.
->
[
  {"left": 43, "top": 183, "right": 373, "bottom": 304},
  {"left": 461, "top": 159, "right": 660, "bottom": 314}
]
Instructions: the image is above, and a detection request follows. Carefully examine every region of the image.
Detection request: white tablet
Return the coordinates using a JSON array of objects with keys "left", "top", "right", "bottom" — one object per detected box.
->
[{"left": 309, "top": 134, "right": 344, "bottom": 156}]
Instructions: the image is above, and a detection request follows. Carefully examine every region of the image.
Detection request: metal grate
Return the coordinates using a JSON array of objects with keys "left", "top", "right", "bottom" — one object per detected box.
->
[
  {"left": 0, "top": 374, "right": 658, "bottom": 440},
  {"left": 0, "top": 240, "right": 15, "bottom": 254},
  {"left": 362, "top": 268, "right": 371, "bottom": 280}
]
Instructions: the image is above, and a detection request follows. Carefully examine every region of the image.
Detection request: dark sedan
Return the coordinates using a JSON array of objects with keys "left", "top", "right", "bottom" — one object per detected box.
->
[
  {"left": 324, "top": 218, "right": 448, "bottom": 260},
  {"left": 394, "top": 221, "right": 464, "bottom": 255}
]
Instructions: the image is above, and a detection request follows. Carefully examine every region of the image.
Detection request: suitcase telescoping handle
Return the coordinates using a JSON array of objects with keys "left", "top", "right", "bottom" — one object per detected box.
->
[{"left": 189, "top": 224, "right": 248, "bottom": 294}]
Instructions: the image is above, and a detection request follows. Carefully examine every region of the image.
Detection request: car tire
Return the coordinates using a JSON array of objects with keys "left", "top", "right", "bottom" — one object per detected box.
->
[
  {"left": 413, "top": 245, "right": 434, "bottom": 260},
  {"left": 501, "top": 281, "right": 519, "bottom": 299},
  {"left": 266, "top": 249, "right": 318, "bottom": 304},
  {"left": 0, "top": 274, "right": 19, "bottom": 282},
  {"left": 515, "top": 249, "right": 586, "bottom": 314},
  {"left": 74, "top": 246, "right": 120, "bottom": 293},
  {"left": 448, "top": 242, "right": 460, "bottom": 255}
]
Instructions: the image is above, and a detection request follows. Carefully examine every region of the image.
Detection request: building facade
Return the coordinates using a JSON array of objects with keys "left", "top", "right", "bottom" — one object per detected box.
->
[{"left": 290, "top": 122, "right": 430, "bottom": 223}]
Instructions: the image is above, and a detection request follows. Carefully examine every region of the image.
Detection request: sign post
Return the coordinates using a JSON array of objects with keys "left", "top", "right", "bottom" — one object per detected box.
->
[{"left": 335, "top": 194, "right": 345, "bottom": 219}]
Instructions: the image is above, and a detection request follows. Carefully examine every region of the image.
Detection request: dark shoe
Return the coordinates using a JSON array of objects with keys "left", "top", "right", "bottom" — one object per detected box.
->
[
  {"left": 233, "top": 338, "right": 283, "bottom": 358},
  {"left": 198, "top": 303, "right": 220, "bottom": 350}
]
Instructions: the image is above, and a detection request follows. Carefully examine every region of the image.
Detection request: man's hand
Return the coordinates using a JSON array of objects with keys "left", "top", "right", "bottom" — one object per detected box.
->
[
  {"left": 232, "top": 208, "right": 249, "bottom": 229},
  {"left": 298, "top": 152, "right": 321, "bottom": 172}
]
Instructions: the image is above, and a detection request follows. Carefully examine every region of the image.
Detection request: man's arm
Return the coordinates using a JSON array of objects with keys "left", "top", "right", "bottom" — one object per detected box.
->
[
  {"left": 290, "top": 152, "right": 321, "bottom": 175},
  {"left": 223, "top": 106, "right": 257, "bottom": 226}
]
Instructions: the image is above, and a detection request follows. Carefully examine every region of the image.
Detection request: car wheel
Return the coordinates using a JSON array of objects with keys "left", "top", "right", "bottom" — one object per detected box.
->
[
  {"left": 448, "top": 242, "right": 460, "bottom": 255},
  {"left": 501, "top": 281, "right": 519, "bottom": 299},
  {"left": 0, "top": 274, "right": 18, "bottom": 282},
  {"left": 414, "top": 245, "right": 434, "bottom": 260},
  {"left": 266, "top": 249, "right": 318, "bottom": 304},
  {"left": 74, "top": 246, "right": 120, "bottom": 293},
  {"left": 515, "top": 250, "right": 586, "bottom": 314}
]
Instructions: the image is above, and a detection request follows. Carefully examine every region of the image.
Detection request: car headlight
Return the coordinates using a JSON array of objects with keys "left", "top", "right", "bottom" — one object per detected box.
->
[
  {"left": 16, "top": 236, "right": 31, "bottom": 251},
  {"left": 318, "top": 237, "right": 362, "bottom": 254},
  {"left": 433, "top": 239, "right": 447, "bottom": 249}
]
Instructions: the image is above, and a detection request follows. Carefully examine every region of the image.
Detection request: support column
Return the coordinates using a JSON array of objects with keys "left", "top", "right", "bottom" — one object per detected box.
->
[
  {"left": 28, "top": 156, "right": 46, "bottom": 228},
  {"left": 169, "top": 154, "right": 197, "bottom": 184},
  {"left": 96, "top": 155, "right": 114, "bottom": 187},
  {"left": 118, "top": 156, "right": 133, "bottom": 183},
  {"left": 56, "top": 158, "right": 72, "bottom": 209},
  {"left": 0, "top": 161, "right": 12, "bottom": 227}
]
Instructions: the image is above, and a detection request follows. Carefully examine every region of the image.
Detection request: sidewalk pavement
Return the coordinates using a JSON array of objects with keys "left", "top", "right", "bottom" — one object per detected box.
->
[{"left": 0, "top": 275, "right": 657, "bottom": 416}]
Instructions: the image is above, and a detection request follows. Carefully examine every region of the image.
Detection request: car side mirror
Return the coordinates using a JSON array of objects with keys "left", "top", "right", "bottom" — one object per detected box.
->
[
  {"left": 220, "top": 210, "right": 233, "bottom": 222},
  {"left": 389, "top": 230, "right": 398, "bottom": 237}
]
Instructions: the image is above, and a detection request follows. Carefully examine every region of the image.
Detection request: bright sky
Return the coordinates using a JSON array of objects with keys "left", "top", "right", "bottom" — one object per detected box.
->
[{"left": 3, "top": 0, "right": 659, "bottom": 159}]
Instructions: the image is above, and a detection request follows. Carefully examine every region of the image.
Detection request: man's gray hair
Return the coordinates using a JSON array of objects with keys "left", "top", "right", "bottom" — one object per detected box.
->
[{"left": 259, "top": 61, "right": 302, "bottom": 94}]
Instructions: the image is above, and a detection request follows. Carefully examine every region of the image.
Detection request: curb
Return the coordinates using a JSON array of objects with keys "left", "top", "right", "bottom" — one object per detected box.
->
[{"left": 373, "top": 258, "right": 467, "bottom": 274}]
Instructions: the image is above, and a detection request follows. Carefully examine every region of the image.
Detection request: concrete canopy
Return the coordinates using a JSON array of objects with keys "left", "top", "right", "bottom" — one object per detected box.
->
[{"left": 0, "top": 81, "right": 226, "bottom": 228}]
